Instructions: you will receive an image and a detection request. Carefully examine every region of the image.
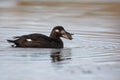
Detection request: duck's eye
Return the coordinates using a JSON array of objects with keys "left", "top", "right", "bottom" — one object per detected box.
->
[{"left": 55, "top": 29, "right": 59, "bottom": 32}]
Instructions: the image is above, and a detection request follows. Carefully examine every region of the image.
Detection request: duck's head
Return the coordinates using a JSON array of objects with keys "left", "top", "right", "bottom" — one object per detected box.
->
[{"left": 50, "top": 26, "right": 73, "bottom": 40}]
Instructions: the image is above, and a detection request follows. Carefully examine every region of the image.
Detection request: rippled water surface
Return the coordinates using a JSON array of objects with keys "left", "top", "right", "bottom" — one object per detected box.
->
[{"left": 0, "top": 1, "right": 120, "bottom": 80}]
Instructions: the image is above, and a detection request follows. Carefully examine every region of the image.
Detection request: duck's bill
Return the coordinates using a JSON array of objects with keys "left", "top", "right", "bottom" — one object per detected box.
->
[{"left": 61, "top": 31, "right": 73, "bottom": 40}]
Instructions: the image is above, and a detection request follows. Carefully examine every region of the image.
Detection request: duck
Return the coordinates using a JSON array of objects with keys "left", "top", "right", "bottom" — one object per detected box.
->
[{"left": 7, "top": 26, "right": 73, "bottom": 48}]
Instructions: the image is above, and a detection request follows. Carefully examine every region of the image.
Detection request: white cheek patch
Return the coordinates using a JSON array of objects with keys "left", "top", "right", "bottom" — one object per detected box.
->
[
  {"left": 55, "top": 29, "right": 59, "bottom": 32},
  {"left": 26, "top": 39, "right": 32, "bottom": 42}
]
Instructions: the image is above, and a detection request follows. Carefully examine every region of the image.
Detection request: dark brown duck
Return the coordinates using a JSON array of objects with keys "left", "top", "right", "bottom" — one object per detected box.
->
[{"left": 7, "top": 26, "right": 73, "bottom": 48}]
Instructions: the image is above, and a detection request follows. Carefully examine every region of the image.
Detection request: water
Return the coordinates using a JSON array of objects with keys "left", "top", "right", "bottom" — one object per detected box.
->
[{"left": 0, "top": 1, "right": 120, "bottom": 80}]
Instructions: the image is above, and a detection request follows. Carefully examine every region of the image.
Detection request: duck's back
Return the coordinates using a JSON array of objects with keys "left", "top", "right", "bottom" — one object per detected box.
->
[{"left": 14, "top": 33, "right": 63, "bottom": 48}]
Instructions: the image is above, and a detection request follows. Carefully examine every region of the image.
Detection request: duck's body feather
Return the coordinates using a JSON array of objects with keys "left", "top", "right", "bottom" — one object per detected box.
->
[{"left": 10, "top": 33, "right": 63, "bottom": 48}]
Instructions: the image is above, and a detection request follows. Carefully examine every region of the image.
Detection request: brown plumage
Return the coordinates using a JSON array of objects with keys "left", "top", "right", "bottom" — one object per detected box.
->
[{"left": 7, "top": 26, "right": 73, "bottom": 48}]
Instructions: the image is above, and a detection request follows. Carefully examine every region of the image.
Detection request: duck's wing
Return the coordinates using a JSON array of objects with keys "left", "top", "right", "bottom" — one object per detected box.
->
[
  {"left": 28, "top": 33, "right": 52, "bottom": 42},
  {"left": 15, "top": 33, "right": 57, "bottom": 48}
]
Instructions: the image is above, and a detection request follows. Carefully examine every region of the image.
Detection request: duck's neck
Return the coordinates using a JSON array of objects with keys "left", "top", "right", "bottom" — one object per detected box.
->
[
  {"left": 50, "top": 32, "right": 63, "bottom": 48},
  {"left": 50, "top": 32, "right": 60, "bottom": 40}
]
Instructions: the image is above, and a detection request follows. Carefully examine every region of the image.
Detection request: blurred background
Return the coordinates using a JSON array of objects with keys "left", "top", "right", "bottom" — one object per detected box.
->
[{"left": 0, "top": 0, "right": 120, "bottom": 31}]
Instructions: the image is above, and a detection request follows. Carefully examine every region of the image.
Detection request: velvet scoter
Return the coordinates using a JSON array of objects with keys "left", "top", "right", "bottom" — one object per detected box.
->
[{"left": 7, "top": 26, "right": 73, "bottom": 48}]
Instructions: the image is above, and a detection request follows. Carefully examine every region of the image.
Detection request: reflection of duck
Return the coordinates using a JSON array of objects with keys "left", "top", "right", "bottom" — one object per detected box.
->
[
  {"left": 51, "top": 52, "right": 62, "bottom": 62},
  {"left": 7, "top": 26, "right": 73, "bottom": 48},
  {"left": 50, "top": 49, "right": 72, "bottom": 62}
]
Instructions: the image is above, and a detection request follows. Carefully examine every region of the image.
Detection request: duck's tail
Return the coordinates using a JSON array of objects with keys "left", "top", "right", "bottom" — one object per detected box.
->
[
  {"left": 7, "top": 39, "right": 15, "bottom": 43},
  {"left": 7, "top": 39, "right": 17, "bottom": 47}
]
